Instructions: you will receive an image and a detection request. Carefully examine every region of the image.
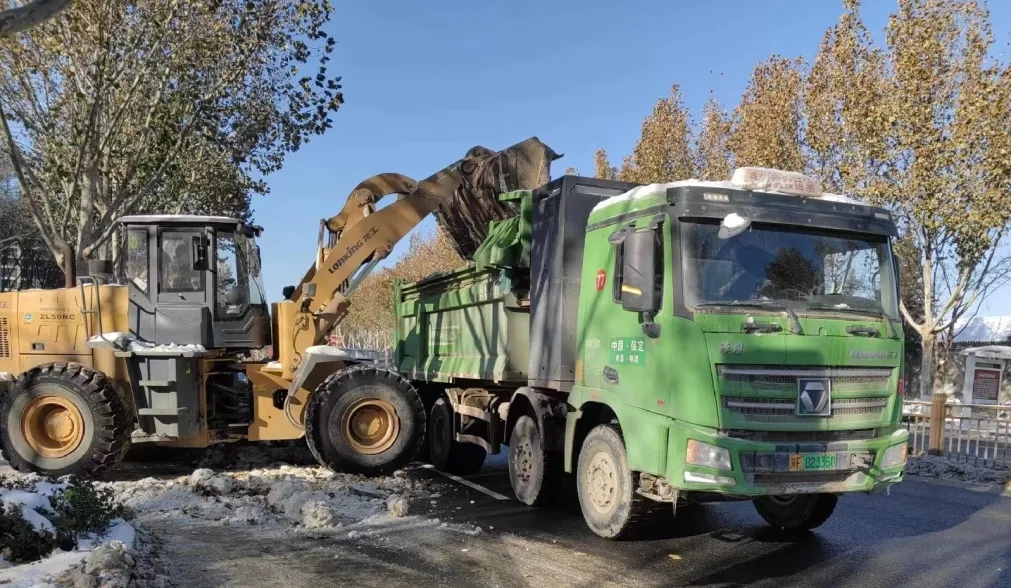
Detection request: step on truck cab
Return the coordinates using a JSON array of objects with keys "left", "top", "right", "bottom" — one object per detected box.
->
[{"left": 395, "top": 168, "right": 908, "bottom": 539}]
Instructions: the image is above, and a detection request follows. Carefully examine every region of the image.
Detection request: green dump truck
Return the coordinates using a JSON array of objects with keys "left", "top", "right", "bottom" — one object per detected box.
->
[{"left": 394, "top": 168, "right": 908, "bottom": 539}]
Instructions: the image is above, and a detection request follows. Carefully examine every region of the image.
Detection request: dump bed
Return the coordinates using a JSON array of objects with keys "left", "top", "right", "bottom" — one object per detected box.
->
[
  {"left": 394, "top": 264, "right": 531, "bottom": 384},
  {"left": 394, "top": 176, "right": 640, "bottom": 389}
]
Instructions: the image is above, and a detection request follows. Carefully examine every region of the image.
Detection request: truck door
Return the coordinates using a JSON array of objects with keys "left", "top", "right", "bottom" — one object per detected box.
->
[{"left": 596, "top": 216, "right": 670, "bottom": 412}]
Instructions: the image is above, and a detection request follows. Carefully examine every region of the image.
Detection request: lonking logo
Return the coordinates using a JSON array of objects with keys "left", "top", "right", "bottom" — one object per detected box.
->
[{"left": 327, "top": 227, "right": 380, "bottom": 275}]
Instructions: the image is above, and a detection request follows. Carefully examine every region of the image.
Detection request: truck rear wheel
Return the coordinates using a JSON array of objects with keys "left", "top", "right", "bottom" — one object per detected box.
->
[
  {"left": 752, "top": 493, "right": 838, "bottom": 532},
  {"left": 305, "top": 364, "right": 426, "bottom": 476},
  {"left": 428, "top": 397, "right": 486, "bottom": 475},
  {"left": 0, "top": 363, "right": 132, "bottom": 479},
  {"left": 508, "top": 415, "right": 561, "bottom": 506},
  {"left": 576, "top": 424, "right": 657, "bottom": 539}
]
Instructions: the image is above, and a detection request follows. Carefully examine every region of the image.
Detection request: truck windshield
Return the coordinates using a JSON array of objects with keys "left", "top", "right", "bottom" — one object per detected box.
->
[{"left": 683, "top": 219, "right": 899, "bottom": 320}]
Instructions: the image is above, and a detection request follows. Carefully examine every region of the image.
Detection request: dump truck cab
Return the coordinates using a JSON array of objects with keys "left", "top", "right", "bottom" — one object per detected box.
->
[
  {"left": 569, "top": 169, "right": 907, "bottom": 506},
  {"left": 117, "top": 215, "right": 271, "bottom": 351}
]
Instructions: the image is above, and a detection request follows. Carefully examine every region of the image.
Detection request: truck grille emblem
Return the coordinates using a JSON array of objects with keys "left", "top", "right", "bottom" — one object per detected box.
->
[{"left": 796, "top": 378, "right": 831, "bottom": 417}]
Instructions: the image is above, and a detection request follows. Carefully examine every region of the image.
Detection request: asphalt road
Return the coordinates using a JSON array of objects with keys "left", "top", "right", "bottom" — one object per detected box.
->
[{"left": 4, "top": 452, "right": 1011, "bottom": 588}]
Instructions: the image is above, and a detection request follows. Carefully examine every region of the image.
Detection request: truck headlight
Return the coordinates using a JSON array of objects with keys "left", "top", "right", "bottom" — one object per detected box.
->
[
  {"left": 686, "top": 439, "right": 733, "bottom": 471},
  {"left": 880, "top": 443, "right": 907, "bottom": 468}
]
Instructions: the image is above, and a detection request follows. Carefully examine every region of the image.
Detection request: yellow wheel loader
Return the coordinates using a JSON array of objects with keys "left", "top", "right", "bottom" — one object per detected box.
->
[{"left": 0, "top": 137, "right": 560, "bottom": 479}]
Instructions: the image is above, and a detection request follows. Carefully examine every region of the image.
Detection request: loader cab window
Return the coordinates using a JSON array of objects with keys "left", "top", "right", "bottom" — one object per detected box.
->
[
  {"left": 125, "top": 228, "right": 149, "bottom": 294},
  {"left": 160, "top": 231, "right": 203, "bottom": 293},
  {"left": 215, "top": 231, "right": 248, "bottom": 317}
]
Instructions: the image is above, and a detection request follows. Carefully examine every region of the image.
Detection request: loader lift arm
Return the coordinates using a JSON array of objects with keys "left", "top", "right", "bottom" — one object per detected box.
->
[{"left": 272, "top": 137, "right": 560, "bottom": 385}]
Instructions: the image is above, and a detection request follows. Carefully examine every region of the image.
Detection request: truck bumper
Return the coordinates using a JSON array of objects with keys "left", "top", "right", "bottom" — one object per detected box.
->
[{"left": 667, "top": 420, "right": 908, "bottom": 498}]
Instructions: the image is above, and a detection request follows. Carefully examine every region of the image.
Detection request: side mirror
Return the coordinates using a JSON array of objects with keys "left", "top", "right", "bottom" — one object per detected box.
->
[
  {"left": 192, "top": 235, "right": 209, "bottom": 271},
  {"left": 620, "top": 230, "right": 659, "bottom": 314}
]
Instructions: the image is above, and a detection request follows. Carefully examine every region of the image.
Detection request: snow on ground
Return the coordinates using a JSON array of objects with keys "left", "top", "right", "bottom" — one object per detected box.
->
[
  {"left": 99, "top": 443, "right": 435, "bottom": 534},
  {"left": 0, "top": 476, "right": 140, "bottom": 587},
  {"left": 905, "top": 454, "right": 1011, "bottom": 486}
]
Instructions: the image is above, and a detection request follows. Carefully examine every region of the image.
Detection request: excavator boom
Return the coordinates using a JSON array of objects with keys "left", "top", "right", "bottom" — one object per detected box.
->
[{"left": 275, "top": 136, "right": 560, "bottom": 380}]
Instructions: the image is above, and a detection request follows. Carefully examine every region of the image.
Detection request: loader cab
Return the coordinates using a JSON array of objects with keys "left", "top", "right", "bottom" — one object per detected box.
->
[{"left": 119, "top": 215, "right": 271, "bottom": 350}]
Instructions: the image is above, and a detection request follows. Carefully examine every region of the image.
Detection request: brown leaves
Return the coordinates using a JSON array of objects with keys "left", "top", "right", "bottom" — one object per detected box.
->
[
  {"left": 695, "top": 97, "right": 732, "bottom": 181},
  {"left": 619, "top": 84, "right": 696, "bottom": 184},
  {"left": 727, "top": 56, "right": 805, "bottom": 172},
  {"left": 340, "top": 227, "right": 464, "bottom": 340}
]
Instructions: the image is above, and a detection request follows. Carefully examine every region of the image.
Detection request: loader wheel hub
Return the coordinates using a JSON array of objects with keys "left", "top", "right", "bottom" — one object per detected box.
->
[
  {"left": 21, "top": 396, "right": 85, "bottom": 458},
  {"left": 341, "top": 398, "right": 399, "bottom": 455}
]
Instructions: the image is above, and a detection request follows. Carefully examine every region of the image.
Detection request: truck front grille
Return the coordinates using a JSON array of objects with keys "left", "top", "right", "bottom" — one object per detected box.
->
[{"left": 717, "top": 365, "right": 894, "bottom": 425}]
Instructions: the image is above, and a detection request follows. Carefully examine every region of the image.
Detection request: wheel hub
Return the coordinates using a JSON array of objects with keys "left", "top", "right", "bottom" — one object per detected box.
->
[
  {"left": 340, "top": 398, "right": 399, "bottom": 455},
  {"left": 513, "top": 437, "right": 534, "bottom": 487},
  {"left": 586, "top": 451, "right": 617, "bottom": 514},
  {"left": 21, "top": 395, "right": 86, "bottom": 458}
]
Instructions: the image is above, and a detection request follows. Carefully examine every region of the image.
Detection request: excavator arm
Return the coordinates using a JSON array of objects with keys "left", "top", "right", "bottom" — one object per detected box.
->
[{"left": 273, "top": 137, "right": 560, "bottom": 383}]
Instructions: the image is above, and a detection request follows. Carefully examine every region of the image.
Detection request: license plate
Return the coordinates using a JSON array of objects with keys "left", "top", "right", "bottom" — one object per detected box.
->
[{"left": 789, "top": 454, "right": 836, "bottom": 472}]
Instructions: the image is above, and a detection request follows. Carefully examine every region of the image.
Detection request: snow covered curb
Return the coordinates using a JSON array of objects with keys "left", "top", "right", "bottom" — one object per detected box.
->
[
  {"left": 0, "top": 521, "right": 137, "bottom": 588},
  {"left": 904, "top": 454, "right": 1011, "bottom": 487}
]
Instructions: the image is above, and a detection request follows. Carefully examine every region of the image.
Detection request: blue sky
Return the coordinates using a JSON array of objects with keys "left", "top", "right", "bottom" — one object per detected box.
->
[{"left": 252, "top": 0, "right": 1011, "bottom": 318}]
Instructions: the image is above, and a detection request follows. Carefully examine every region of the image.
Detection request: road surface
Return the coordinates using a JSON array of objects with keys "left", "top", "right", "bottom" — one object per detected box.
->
[{"left": 4, "top": 453, "right": 1010, "bottom": 587}]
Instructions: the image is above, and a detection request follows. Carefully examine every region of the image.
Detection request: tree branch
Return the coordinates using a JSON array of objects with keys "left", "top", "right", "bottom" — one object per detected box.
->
[{"left": 0, "top": 0, "right": 71, "bottom": 38}]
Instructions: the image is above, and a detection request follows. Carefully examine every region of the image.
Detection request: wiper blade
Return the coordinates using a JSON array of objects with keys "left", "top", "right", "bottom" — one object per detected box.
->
[
  {"left": 697, "top": 301, "right": 804, "bottom": 335},
  {"left": 807, "top": 304, "right": 896, "bottom": 339}
]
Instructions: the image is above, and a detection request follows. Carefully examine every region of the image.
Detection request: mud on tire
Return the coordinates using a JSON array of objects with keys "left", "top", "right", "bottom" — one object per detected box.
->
[
  {"left": 576, "top": 423, "right": 661, "bottom": 539},
  {"left": 305, "top": 364, "right": 426, "bottom": 476},
  {"left": 1, "top": 362, "right": 132, "bottom": 479}
]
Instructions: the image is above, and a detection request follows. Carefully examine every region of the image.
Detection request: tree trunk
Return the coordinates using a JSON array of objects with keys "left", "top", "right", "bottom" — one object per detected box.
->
[{"left": 919, "top": 333, "right": 936, "bottom": 399}]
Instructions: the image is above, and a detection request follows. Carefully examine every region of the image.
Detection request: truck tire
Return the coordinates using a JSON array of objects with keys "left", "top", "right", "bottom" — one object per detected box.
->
[
  {"left": 508, "top": 415, "right": 561, "bottom": 506},
  {"left": 428, "top": 397, "right": 486, "bottom": 475},
  {"left": 576, "top": 424, "right": 658, "bottom": 539},
  {"left": 305, "top": 364, "right": 425, "bottom": 476},
  {"left": 752, "top": 493, "right": 838, "bottom": 532},
  {"left": 0, "top": 363, "right": 132, "bottom": 479}
]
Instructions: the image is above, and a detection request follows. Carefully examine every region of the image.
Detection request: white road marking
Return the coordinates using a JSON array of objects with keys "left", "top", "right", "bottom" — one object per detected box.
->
[{"left": 416, "top": 464, "right": 511, "bottom": 500}]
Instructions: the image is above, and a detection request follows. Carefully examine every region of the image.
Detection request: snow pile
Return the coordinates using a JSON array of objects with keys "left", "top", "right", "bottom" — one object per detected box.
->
[
  {"left": 905, "top": 454, "right": 1011, "bottom": 486},
  {"left": 87, "top": 332, "right": 206, "bottom": 355},
  {"left": 0, "top": 476, "right": 140, "bottom": 588},
  {"left": 99, "top": 462, "right": 432, "bottom": 532}
]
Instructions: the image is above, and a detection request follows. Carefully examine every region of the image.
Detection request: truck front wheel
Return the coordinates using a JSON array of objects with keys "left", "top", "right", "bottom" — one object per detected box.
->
[
  {"left": 305, "top": 364, "right": 426, "bottom": 476},
  {"left": 576, "top": 424, "right": 657, "bottom": 539},
  {"left": 752, "top": 493, "right": 838, "bottom": 532}
]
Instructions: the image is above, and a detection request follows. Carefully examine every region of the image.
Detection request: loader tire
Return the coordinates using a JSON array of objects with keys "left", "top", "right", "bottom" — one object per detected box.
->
[
  {"left": 1, "top": 363, "right": 132, "bottom": 479},
  {"left": 305, "top": 364, "right": 425, "bottom": 476},
  {"left": 428, "top": 397, "right": 486, "bottom": 475}
]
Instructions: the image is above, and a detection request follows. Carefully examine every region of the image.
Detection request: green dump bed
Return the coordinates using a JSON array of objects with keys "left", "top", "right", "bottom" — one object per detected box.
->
[
  {"left": 393, "top": 177, "right": 643, "bottom": 389},
  {"left": 393, "top": 264, "right": 531, "bottom": 384}
]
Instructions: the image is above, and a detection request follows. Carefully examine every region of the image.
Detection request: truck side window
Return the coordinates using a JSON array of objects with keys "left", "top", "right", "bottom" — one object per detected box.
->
[
  {"left": 125, "top": 228, "right": 149, "bottom": 294},
  {"left": 160, "top": 232, "right": 203, "bottom": 293},
  {"left": 612, "top": 225, "right": 664, "bottom": 309}
]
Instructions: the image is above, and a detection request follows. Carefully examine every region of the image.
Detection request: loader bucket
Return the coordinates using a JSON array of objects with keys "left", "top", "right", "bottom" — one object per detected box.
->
[{"left": 434, "top": 137, "right": 561, "bottom": 260}]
